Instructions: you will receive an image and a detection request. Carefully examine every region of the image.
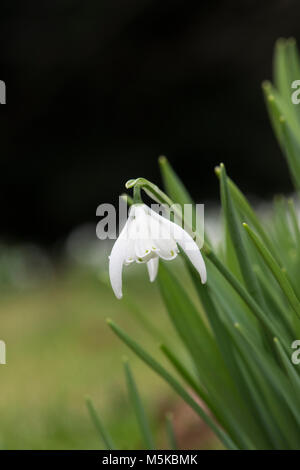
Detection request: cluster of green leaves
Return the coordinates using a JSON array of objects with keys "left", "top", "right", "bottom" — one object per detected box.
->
[
  {"left": 263, "top": 38, "right": 300, "bottom": 190},
  {"left": 89, "top": 38, "right": 300, "bottom": 450}
]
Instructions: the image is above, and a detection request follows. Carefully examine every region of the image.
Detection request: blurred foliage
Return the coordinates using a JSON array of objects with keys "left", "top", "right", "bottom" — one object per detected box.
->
[
  {"left": 0, "top": 252, "right": 216, "bottom": 449},
  {"left": 0, "top": 264, "right": 172, "bottom": 449}
]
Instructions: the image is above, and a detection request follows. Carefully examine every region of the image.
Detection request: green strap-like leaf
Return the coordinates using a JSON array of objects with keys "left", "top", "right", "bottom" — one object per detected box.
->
[
  {"left": 123, "top": 359, "right": 155, "bottom": 450},
  {"left": 243, "top": 223, "right": 300, "bottom": 321},
  {"left": 288, "top": 198, "right": 300, "bottom": 253},
  {"left": 160, "top": 344, "right": 209, "bottom": 403},
  {"left": 86, "top": 397, "right": 116, "bottom": 450},
  {"left": 262, "top": 82, "right": 300, "bottom": 191},
  {"left": 165, "top": 413, "right": 177, "bottom": 450},
  {"left": 218, "top": 163, "right": 266, "bottom": 309},
  {"left": 205, "top": 250, "right": 282, "bottom": 340},
  {"left": 216, "top": 171, "right": 279, "bottom": 262},
  {"left": 273, "top": 337, "right": 300, "bottom": 396}
]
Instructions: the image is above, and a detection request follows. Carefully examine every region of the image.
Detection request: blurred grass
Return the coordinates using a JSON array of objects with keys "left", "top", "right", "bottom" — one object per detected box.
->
[{"left": 0, "top": 263, "right": 177, "bottom": 449}]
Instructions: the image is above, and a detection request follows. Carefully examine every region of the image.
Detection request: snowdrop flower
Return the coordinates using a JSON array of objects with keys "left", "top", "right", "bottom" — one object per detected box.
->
[{"left": 109, "top": 203, "right": 207, "bottom": 299}]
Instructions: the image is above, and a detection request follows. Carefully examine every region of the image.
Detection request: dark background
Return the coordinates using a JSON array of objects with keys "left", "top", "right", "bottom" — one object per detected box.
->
[{"left": 1, "top": 0, "right": 299, "bottom": 246}]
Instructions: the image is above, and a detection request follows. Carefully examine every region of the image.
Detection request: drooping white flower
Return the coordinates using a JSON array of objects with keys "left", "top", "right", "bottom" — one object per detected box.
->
[{"left": 109, "top": 203, "right": 207, "bottom": 299}]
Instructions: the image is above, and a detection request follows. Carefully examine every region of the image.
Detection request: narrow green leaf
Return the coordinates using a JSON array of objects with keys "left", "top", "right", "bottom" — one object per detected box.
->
[
  {"left": 160, "top": 344, "right": 209, "bottom": 403},
  {"left": 160, "top": 343, "right": 228, "bottom": 431},
  {"left": 205, "top": 250, "right": 282, "bottom": 340},
  {"left": 218, "top": 163, "right": 266, "bottom": 308},
  {"left": 262, "top": 82, "right": 284, "bottom": 144},
  {"left": 280, "top": 117, "right": 300, "bottom": 191},
  {"left": 234, "top": 324, "right": 300, "bottom": 448},
  {"left": 274, "top": 38, "right": 292, "bottom": 104},
  {"left": 216, "top": 171, "right": 279, "bottom": 262},
  {"left": 184, "top": 252, "right": 249, "bottom": 380},
  {"left": 262, "top": 82, "right": 300, "bottom": 191},
  {"left": 273, "top": 338, "right": 300, "bottom": 397},
  {"left": 165, "top": 413, "right": 177, "bottom": 450},
  {"left": 253, "top": 265, "right": 293, "bottom": 337},
  {"left": 106, "top": 319, "right": 238, "bottom": 450},
  {"left": 229, "top": 331, "right": 291, "bottom": 449},
  {"left": 158, "top": 261, "right": 223, "bottom": 388},
  {"left": 123, "top": 359, "right": 155, "bottom": 450},
  {"left": 274, "top": 37, "right": 300, "bottom": 125},
  {"left": 232, "top": 354, "right": 278, "bottom": 449},
  {"left": 287, "top": 198, "right": 300, "bottom": 252},
  {"left": 263, "top": 80, "right": 300, "bottom": 140},
  {"left": 86, "top": 397, "right": 116, "bottom": 450},
  {"left": 243, "top": 222, "right": 300, "bottom": 321}
]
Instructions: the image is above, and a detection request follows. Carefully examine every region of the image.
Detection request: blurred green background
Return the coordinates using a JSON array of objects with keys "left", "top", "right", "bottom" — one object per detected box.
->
[{"left": 0, "top": 240, "right": 219, "bottom": 449}]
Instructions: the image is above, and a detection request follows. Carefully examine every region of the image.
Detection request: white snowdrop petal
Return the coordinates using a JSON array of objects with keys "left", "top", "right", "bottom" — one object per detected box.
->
[
  {"left": 124, "top": 238, "right": 135, "bottom": 265},
  {"left": 152, "top": 219, "right": 178, "bottom": 260},
  {"left": 134, "top": 205, "right": 151, "bottom": 239},
  {"left": 135, "top": 242, "right": 153, "bottom": 263},
  {"left": 108, "top": 202, "right": 207, "bottom": 299},
  {"left": 135, "top": 236, "right": 151, "bottom": 258},
  {"left": 147, "top": 206, "right": 206, "bottom": 283},
  {"left": 147, "top": 257, "right": 159, "bottom": 282},
  {"left": 172, "top": 222, "right": 207, "bottom": 284},
  {"left": 125, "top": 219, "right": 138, "bottom": 263},
  {"left": 131, "top": 206, "right": 151, "bottom": 260},
  {"left": 109, "top": 224, "right": 129, "bottom": 299},
  {"left": 154, "top": 238, "right": 178, "bottom": 260},
  {"left": 146, "top": 211, "right": 166, "bottom": 240}
]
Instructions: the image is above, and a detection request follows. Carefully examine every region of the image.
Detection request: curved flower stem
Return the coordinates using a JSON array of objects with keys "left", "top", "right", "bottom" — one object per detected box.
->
[
  {"left": 125, "top": 177, "right": 202, "bottom": 243},
  {"left": 133, "top": 185, "right": 143, "bottom": 204},
  {"left": 126, "top": 177, "right": 174, "bottom": 207}
]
